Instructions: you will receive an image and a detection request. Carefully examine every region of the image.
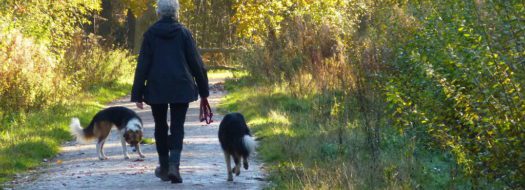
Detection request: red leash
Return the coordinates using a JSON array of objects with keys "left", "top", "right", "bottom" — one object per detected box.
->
[{"left": 199, "top": 98, "right": 213, "bottom": 124}]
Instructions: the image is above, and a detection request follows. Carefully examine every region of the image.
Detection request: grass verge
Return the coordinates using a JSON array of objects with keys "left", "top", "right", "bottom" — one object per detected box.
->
[
  {"left": 218, "top": 73, "right": 473, "bottom": 189},
  {"left": 0, "top": 82, "right": 131, "bottom": 184}
]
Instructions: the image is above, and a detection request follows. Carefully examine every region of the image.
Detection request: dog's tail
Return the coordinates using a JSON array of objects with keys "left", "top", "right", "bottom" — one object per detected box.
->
[
  {"left": 242, "top": 135, "right": 256, "bottom": 156},
  {"left": 69, "top": 118, "right": 95, "bottom": 144}
]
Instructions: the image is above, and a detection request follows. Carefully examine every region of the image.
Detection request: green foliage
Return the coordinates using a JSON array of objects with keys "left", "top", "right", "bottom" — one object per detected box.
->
[
  {"left": 0, "top": 0, "right": 101, "bottom": 49},
  {"left": 0, "top": 0, "right": 522, "bottom": 188},
  {"left": 0, "top": 28, "right": 71, "bottom": 112},
  {"left": 385, "top": 0, "right": 525, "bottom": 187},
  {"left": 171, "top": 0, "right": 237, "bottom": 48},
  {"left": 0, "top": 29, "right": 135, "bottom": 112},
  {"left": 121, "top": 0, "right": 149, "bottom": 17},
  {"left": 232, "top": 0, "right": 361, "bottom": 44},
  {"left": 0, "top": 0, "right": 136, "bottom": 112},
  {"left": 0, "top": 0, "right": 137, "bottom": 184},
  {"left": 229, "top": 0, "right": 524, "bottom": 188},
  {"left": 63, "top": 34, "right": 136, "bottom": 90},
  {"left": 141, "top": 138, "right": 155, "bottom": 145},
  {"left": 220, "top": 74, "right": 473, "bottom": 189}
]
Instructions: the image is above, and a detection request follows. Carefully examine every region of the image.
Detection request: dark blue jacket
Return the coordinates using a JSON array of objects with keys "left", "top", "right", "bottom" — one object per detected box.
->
[{"left": 131, "top": 17, "right": 209, "bottom": 104}]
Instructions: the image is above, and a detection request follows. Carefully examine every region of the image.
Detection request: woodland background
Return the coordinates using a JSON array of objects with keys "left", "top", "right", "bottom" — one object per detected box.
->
[{"left": 0, "top": 0, "right": 524, "bottom": 189}]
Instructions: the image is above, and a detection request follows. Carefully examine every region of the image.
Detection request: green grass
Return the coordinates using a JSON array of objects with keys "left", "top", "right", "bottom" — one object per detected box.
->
[
  {"left": 208, "top": 69, "right": 235, "bottom": 79},
  {"left": 0, "top": 82, "right": 131, "bottom": 184},
  {"left": 141, "top": 138, "right": 155, "bottom": 145},
  {"left": 218, "top": 73, "right": 474, "bottom": 189}
]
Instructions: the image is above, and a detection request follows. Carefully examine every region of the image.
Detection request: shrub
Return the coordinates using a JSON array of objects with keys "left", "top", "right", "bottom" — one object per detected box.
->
[
  {"left": 62, "top": 33, "right": 135, "bottom": 90},
  {"left": 0, "top": 29, "right": 71, "bottom": 112},
  {"left": 232, "top": 0, "right": 524, "bottom": 188},
  {"left": 385, "top": 1, "right": 525, "bottom": 187}
]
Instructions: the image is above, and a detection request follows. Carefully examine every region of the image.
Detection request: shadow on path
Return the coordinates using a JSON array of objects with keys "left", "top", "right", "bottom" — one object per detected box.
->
[{"left": 12, "top": 78, "right": 268, "bottom": 190}]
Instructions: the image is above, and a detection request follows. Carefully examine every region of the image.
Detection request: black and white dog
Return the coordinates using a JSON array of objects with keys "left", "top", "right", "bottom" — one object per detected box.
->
[
  {"left": 218, "top": 113, "right": 256, "bottom": 181},
  {"left": 69, "top": 106, "right": 145, "bottom": 160}
]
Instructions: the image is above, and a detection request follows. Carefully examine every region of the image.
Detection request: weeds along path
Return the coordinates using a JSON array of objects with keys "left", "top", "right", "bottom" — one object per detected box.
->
[{"left": 11, "top": 75, "right": 268, "bottom": 190}]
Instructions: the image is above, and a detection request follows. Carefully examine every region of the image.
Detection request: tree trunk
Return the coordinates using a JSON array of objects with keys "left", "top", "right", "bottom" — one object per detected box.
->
[
  {"left": 99, "top": 0, "right": 113, "bottom": 43},
  {"left": 126, "top": 9, "right": 136, "bottom": 50}
]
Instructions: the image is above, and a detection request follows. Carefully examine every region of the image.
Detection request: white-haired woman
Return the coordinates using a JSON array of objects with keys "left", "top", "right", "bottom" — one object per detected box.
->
[{"left": 131, "top": 0, "right": 209, "bottom": 183}]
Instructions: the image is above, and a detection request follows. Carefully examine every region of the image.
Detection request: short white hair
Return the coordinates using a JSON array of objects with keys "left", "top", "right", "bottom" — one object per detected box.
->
[{"left": 157, "top": 0, "right": 180, "bottom": 19}]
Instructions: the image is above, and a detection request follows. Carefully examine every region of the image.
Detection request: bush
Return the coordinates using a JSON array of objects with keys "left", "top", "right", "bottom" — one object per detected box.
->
[
  {"left": 63, "top": 34, "right": 135, "bottom": 90},
  {"left": 385, "top": 1, "right": 525, "bottom": 187},
  {"left": 231, "top": 0, "right": 524, "bottom": 188},
  {"left": 0, "top": 0, "right": 137, "bottom": 184},
  {"left": 0, "top": 0, "right": 100, "bottom": 49},
  {"left": 0, "top": 30, "right": 135, "bottom": 113},
  {"left": 0, "top": 29, "right": 71, "bottom": 112}
]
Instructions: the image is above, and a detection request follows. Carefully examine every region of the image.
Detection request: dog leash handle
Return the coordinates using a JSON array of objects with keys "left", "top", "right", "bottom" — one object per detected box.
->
[{"left": 199, "top": 98, "right": 213, "bottom": 124}]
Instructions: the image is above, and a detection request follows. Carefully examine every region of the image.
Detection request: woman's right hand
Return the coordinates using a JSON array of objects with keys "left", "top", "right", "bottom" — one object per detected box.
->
[
  {"left": 199, "top": 97, "right": 213, "bottom": 124},
  {"left": 136, "top": 102, "right": 144, "bottom": 109}
]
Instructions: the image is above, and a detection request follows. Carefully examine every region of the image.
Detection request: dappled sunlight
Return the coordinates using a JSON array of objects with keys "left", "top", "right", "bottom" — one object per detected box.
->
[
  {"left": 269, "top": 127, "right": 295, "bottom": 137},
  {"left": 268, "top": 111, "right": 291, "bottom": 125},
  {"left": 19, "top": 123, "right": 264, "bottom": 189},
  {"left": 12, "top": 72, "right": 267, "bottom": 189},
  {"left": 62, "top": 142, "right": 129, "bottom": 153},
  {"left": 108, "top": 101, "right": 138, "bottom": 108},
  {"left": 208, "top": 70, "right": 234, "bottom": 80},
  {"left": 182, "top": 136, "right": 219, "bottom": 145},
  {"left": 247, "top": 110, "right": 295, "bottom": 137}
]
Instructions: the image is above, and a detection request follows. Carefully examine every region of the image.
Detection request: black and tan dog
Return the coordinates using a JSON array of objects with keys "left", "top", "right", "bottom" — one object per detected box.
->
[
  {"left": 70, "top": 106, "right": 145, "bottom": 160},
  {"left": 218, "top": 113, "right": 256, "bottom": 181}
]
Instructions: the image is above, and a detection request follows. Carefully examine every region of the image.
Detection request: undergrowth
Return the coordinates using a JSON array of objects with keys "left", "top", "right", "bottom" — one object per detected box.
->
[{"left": 219, "top": 73, "right": 486, "bottom": 189}]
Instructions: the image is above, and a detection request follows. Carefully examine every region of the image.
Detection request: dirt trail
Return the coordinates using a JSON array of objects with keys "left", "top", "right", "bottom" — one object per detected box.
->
[{"left": 11, "top": 77, "right": 268, "bottom": 190}]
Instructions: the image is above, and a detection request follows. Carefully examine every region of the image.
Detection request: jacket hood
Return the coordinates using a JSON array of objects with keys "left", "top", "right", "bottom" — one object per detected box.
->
[{"left": 150, "top": 17, "right": 183, "bottom": 39}]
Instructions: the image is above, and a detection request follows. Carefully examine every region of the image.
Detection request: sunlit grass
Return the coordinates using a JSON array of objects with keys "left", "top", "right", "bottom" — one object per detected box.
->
[
  {"left": 208, "top": 69, "right": 234, "bottom": 79},
  {"left": 141, "top": 137, "right": 155, "bottom": 145},
  {"left": 218, "top": 73, "right": 477, "bottom": 189}
]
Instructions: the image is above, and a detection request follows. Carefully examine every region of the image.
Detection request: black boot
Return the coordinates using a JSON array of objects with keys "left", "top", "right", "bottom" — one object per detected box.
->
[
  {"left": 167, "top": 135, "right": 183, "bottom": 183},
  {"left": 155, "top": 156, "right": 169, "bottom": 181},
  {"left": 168, "top": 162, "right": 182, "bottom": 183}
]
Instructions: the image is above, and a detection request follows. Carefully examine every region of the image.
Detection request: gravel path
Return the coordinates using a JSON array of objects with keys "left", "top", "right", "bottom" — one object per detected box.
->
[{"left": 11, "top": 77, "right": 268, "bottom": 190}]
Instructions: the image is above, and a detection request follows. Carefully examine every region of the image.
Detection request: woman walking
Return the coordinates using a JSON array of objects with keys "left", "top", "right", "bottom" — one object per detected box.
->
[{"left": 131, "top": 0, "right": 209, "bottom": 183}]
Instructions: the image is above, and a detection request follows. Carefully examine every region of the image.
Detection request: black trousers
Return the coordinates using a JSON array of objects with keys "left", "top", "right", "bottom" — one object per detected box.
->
[{"left": 150, "top": 103, "right": 189, "bottom": 164}]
